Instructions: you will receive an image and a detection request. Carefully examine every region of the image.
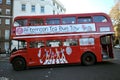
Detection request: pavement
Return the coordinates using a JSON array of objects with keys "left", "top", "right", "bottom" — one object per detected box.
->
[{"left": 0, "top": 54, "right": 10, "bottom": 61}]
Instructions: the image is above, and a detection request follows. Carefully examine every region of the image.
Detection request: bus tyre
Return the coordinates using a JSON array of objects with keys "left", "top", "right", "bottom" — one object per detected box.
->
[
  {"left": 81, "top": 53, "right": 96, "bottom": 66},
  {"left": 12, "top": 57, "right": 26, "bottom": 71}
]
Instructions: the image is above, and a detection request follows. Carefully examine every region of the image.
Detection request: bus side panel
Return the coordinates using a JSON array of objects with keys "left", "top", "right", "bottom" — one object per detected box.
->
[
  {"left": 94, "top": 47, "right": 103, "bottom": 62},
  {"left": 94, "top": 37, "right": 103, "bottom": 62},
  {"left": 63, "top": 46, "right": 82, "bottom": 64},
  {"left": 27, "top": 48, "right": 43, "bottom": 67},
  {"left": 79, "top": 46, "right": 103, "bottom": 63},
  {"left": 27, "top": 46, "right": 82, "bottom": 66},
  {"left": 37, "top": 47, "right": 81, "bottom": 65}
]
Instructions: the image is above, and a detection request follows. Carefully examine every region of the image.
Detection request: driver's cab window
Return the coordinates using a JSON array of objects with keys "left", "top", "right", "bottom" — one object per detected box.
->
[{"left": 18, "top": 40, "right": 27, "bottom": 49}]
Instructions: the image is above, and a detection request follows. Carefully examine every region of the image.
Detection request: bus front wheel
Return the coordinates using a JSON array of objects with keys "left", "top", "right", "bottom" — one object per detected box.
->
[
  {"left": 81, "top": 52, "right": 96, "bottom": 66},
  {"left": 12, "top": 57, "right": 26, "bottom": 71}
]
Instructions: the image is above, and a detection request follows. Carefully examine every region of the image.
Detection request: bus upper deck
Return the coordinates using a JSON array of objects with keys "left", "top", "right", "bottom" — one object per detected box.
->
[{"left": 11, "top": 13, "right": 114, "bottom": 39}]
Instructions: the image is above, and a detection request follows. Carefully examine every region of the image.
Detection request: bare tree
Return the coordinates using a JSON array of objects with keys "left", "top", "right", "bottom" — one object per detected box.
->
[
  {"left": 109, "top": 2, "right": 120, "bottom": 46},
  {"left": 110, "top": 3, "right": 120, "bottom": 25}
]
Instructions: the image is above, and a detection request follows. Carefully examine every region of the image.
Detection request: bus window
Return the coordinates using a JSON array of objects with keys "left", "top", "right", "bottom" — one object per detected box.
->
[
  {"left": 62, "top": 17, "right": 76, "bottom": 24},
  {"left": 30, "top": 41, "right": 44, "bottom": 48},
  {"left": 18, "top": 40, "right": 27, "bottom": 49},
  {"left": 46, "top": 18, "right": 60, "bottom": 25},
  {"left": 93, "top": 16, "right": 107, "bottom": 22},
  {"left": 77, "top": 17, "right": 92, "bottom": 23},
  {"left": 46, "top": 40, "right": 62, "bottom": 47},
  {"left": 14, "top": 19, "right": 27, "bottom": 27},
  {"left": 63, "top": 39, "right": 78, "bottom": 46},
  {"left": 29, "top": 19, "right": 44, "bottom": 26},
  {"left": 79, "top": 38, "right": 95, "bottom": 46}
]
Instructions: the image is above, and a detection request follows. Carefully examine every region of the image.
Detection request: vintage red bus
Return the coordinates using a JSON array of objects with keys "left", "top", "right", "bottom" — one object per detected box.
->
[{"left": 10, "top": 13, "right": 114, "bottom": 71}]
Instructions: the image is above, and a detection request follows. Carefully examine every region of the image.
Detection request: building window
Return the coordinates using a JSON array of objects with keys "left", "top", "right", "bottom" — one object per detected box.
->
[
  {"left": 57, "top": 5, "right": 59, "bottom": 9},
  {"left": 0, "top": 30, "right": 1, "bottom": 38},
  {"left": 53, "top": 2, "right": 55, "bottom": 6},
  {"left": 6, "top": 9, "right": 10, "bottom": 15},
  {"left": 5, "top": 42, "right": 9, "bottom": 52},
  {"left": 31, "top": 5, "right": 35, "bottom": 12},
  {"left": 5, "top": 19, "right": 10, "bottom": 25},
  {"left": 21, "top": 4, "right": 26, "bottom": 11},
  {"left": 0, "top": 8, "right": 2, "bottom": 15},
  {"left": 6, "top": 0, "right": 11, "bottom": 5},
  {"left": 0, "top": 0, "right": 2, "bottom": 4},
  {"left": 5, "top": 30, "right": 10, "bottom": 40},
  {"left": 0, "top": 19, "right": 1, "bottom": 24},
  {"left": 41, "top": 6, "right": 45, "bottom": 13},
  {"left": 53, "top": 10, "right": 55, "bottom": 15},
  {"left": 61, "top": 9, "right": 62, "bottom": 12}
]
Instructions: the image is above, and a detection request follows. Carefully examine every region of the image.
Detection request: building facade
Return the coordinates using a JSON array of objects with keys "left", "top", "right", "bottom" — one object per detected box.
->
[
  {"left": 0, "top": 0, "right": 66, "bottom": 53},
  {"left": 115, "top": 0, "right": 120, "bottom": 4},
  {"left": 0, "top": 0, "right": 13, "bottom": 53},
  {"left": 12, "top": 0, "right": 66, "bottom": 50},
  {"left": 13, "top": 0, "right": 66, "bottom": 18}
]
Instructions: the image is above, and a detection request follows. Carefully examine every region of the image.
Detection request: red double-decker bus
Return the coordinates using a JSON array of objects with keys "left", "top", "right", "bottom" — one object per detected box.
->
[{"left": 10, "top": 13, "right": 114, "bottom": 71}]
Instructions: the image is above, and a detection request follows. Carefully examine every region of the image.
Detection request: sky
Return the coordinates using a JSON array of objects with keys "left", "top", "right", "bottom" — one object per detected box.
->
[{"left": 60, "top": 0, "right": 115, "bottom": 14}]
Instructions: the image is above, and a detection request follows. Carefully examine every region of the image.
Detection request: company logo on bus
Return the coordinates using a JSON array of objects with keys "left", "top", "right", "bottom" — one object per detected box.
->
[
  {"left": 37, "top": 47, "right": 72, "bottom": 65},
  {"left": 16, "top": 27, "right": 23, "bottom": 35}
]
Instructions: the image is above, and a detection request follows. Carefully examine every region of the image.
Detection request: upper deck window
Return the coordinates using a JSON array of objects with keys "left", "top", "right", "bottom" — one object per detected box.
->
[
  {"left": 62, "top": 17, "right": 76, "bottom": 24},
  {"left": 29, "top": 19, "right": 44, "bottom": 26},
  {"left": 14, "top": 19, "right": 27, "bottom": 27},
  {"left": 46, "top": 18, "right": 60, "bottom": 25},
  {"left": 93, "top": 16, "right": 107, "bottom": 22},
  {"left": 6, "top": 0, "right": 11, "bottom": 5},
  {"left": 77, "top": 17, "right": 92, "bottom": 23}
]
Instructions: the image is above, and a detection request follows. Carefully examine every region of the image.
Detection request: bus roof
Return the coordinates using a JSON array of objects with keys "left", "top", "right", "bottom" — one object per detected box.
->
[{"left": 14, "top": 12, "right": 109, "bottom": 20}]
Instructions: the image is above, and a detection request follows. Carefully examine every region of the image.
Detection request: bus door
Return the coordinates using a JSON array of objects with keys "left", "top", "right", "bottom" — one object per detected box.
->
[{"left": 100, "top": 35, "right": 114, "bottom": 59}]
